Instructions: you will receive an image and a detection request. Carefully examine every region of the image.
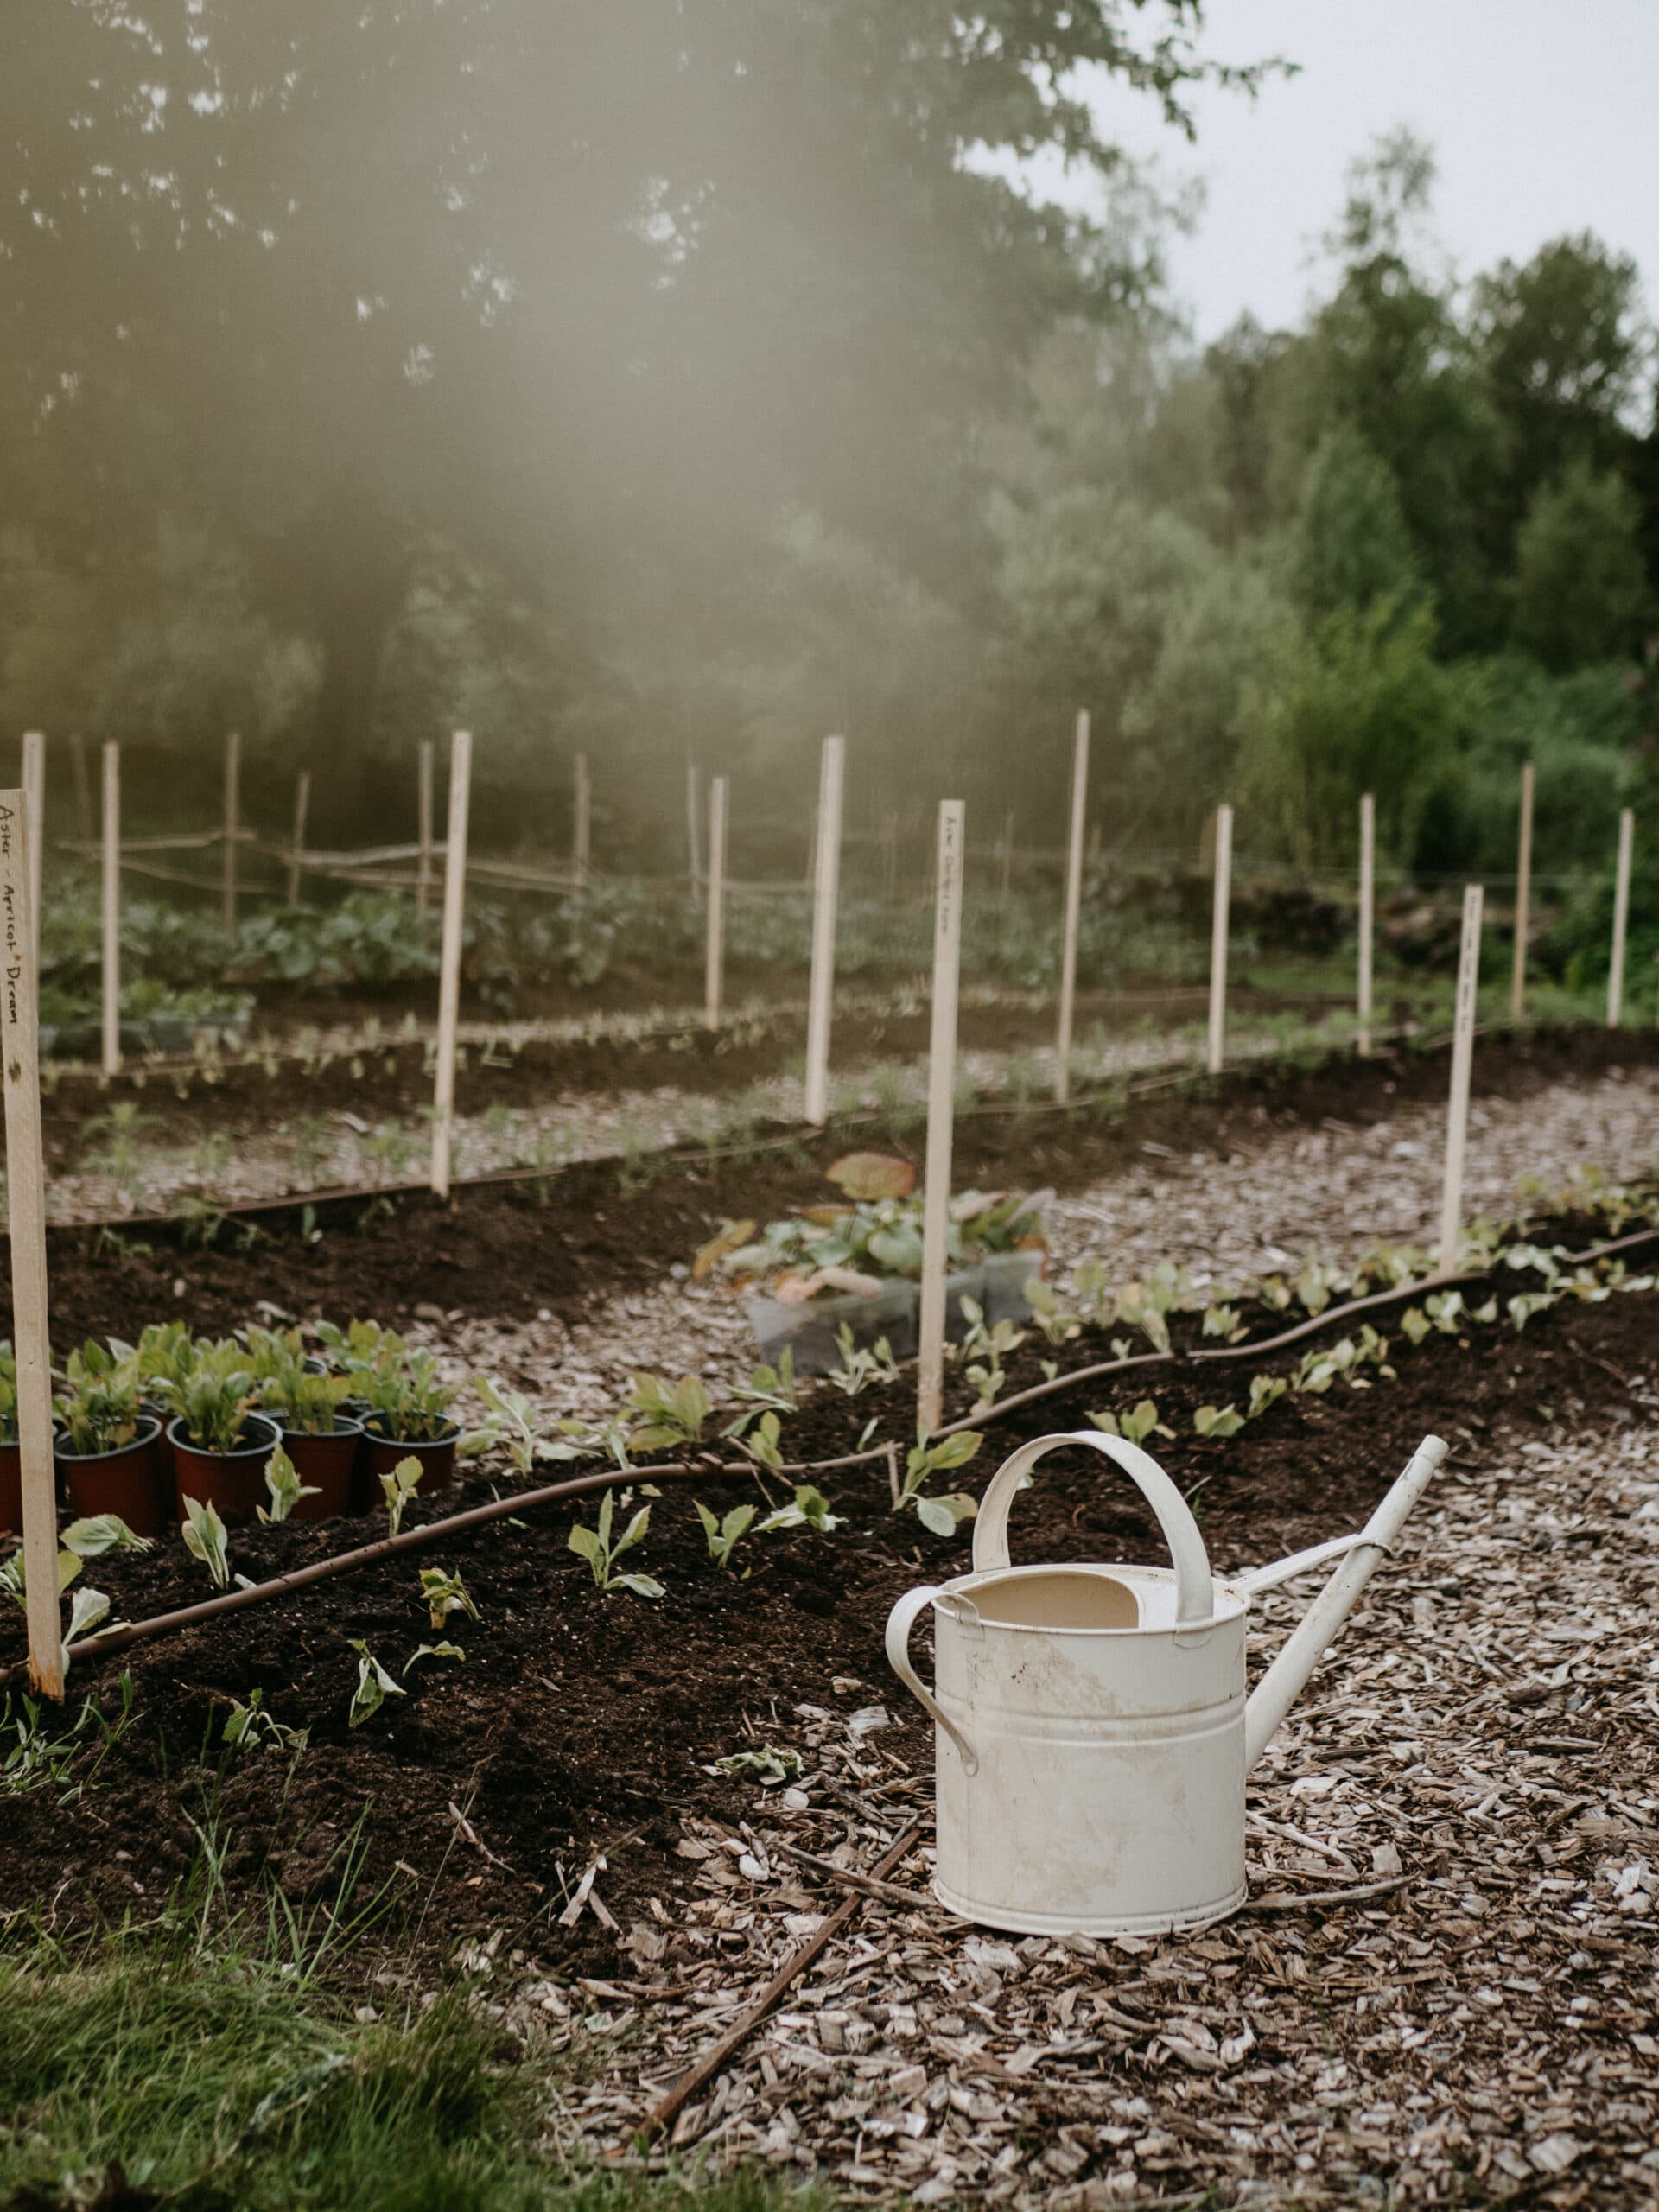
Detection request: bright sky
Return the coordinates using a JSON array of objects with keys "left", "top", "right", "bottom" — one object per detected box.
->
[{"left": 1051, "top": 0, "right": 1658, "bottom": 344}]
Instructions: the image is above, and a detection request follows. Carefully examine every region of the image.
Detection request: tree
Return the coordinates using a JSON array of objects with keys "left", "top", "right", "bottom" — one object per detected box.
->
[
  {"left": 1284, "top": 425, "right": 1422, "bottom": 622},
  {"left": 1510, "top": 461, "right": 1650, "bottom": 671}
]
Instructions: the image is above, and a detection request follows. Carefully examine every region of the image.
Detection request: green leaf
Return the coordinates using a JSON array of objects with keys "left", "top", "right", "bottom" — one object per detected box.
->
[
  {"left": 180, "top": 1495, "right": 231, "bottom": 1589},
  {"left": 60, "top": 1515, "right": 150, "bottom": 1558},
  {"left": 613, "top": 1573, "right": 665, "bottom": 1600},
  {"left": 1193, "top": 1404, "right": 1244, "bottom": 1440},
  {"left": 404, "top": 1642, "right": 466, "bottom": 1673},
  {"left": 567, "top": 1523, "right": 602, "bottom": 1562},
  {"left": 348, "top": 1637, "right": 406, "bottom": 1726},
  {"left": 915, "top": 1497, "right": 960, "bottom": 1539}
]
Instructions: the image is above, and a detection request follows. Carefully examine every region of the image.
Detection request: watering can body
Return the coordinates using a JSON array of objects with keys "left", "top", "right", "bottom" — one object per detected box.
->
[{"left": 887, "top": 1428, "right": 1446, "bottom": 1937}]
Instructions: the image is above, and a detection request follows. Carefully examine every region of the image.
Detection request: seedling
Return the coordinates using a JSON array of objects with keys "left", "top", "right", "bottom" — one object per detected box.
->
[
  {"left": 567, "top": 1490, "right": 664, "bottom": 1598},
  {"left": 60, "top": 1515, "right": 150, "bottom": 1560},
  {"left": 1248, "top": 1373, "right": 1288, "bottom": 1419},
  {"left": 348, "top": 1639, "right": 406, "bottom": 1726},
  {"left": 380, "top": 1456, "right": 423, "bottom": 1537},
  {"left": 418, "top": 1567, "right": 479, "bottom": 1630},
  {"left": 825, "top": 1324, "right": 899, "bottom": 1397},
  {"left": 695, "top": 1501, "right": 755, "bottom": 1571},
  {"left": 959, "top": 1297, "right": 1025, "bottom": 1413},
  {"left": 468, "top": 1376, "right": 557, "bottom": 1474},
  {"left": 222, "top": 1688, "right": 308, "bottom": 1756},
  {"left": 361, "top": 1348, "right": 454, "bottom": 1445},
  {"left": 160, "top": 1342, "right": 260, "bottom": 1454},
  {"left": 1193, "top": 1403, "right": 1245, "bottom": 1440},
  {"left": 258, "top": 1444, "right": 321, "bottom": 1524},
  {"left": 757, "top": 1484, "right": 843, "bottom": 1535},
  {"left": 52, "top": 1342, "right": 145, "bottom": 1459},
  {"left": 1089, "top": 1400, "right": 1172, "bottom": 1446},
  {"left": 1202, "top": 1303, "right": 1249, "bottom": 1344},
  {"left": 404, "top": 1642, "right": 466, "bottom": 1673},
  {"left": 740, "top": 1411, "right": 784, "bottom": 1470},
  {"left": 181, "top": 1495, "right": 232, "bottom": 1587},
  {"left": 897, "top": 1426, "right": 982, "bottom": 1537},
  {"left": 628, "top": 1372, "right": 710, "bottom": 1452},
  {"left": 3, "top": 1673, "right": 133, "bottom": 1801}
]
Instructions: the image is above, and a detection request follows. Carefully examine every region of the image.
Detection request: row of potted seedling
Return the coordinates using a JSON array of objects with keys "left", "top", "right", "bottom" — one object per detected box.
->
[{"left": 0, "top": 1319, "right": 462, "bottom": 1541}]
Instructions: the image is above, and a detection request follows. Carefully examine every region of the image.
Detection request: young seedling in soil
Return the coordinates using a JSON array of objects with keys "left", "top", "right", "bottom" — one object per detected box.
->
[
  {"left": 568, "top": 1490, "right": 664, "bottom": 1598},
  {"left": 756, "top": 1483, "right": 843, "bottom": 1535},
  {"left": 896, "top": 1427, "right": 982, "bottom": 1537},
  {"left": 1192, "top": 1402, "right": 1245, "bottom": 1439},
  {"left": 1089, "top": 1399, "right": 1171, "bottom": 1446},
  {"left": 715, "top": 1746, "right": 802, "bottom": 1784},
  {"left": 257, "top": 1444, "right": 321, "bottom": 1523},
  {"left": 347, "top": 1639, "right": 405, "bottom": 1726},
  {"left": 379, "top": 1456, "right": 423, "bottom": 1537},
  {"left": 404, "top": 1641, "right": 466, "bottom": 1674},
  {"left": 180, "top": 1494, "right": 232, "bottom": 1587},
  {"left": 627, "top": 1373, "right": 709, "bottom": 1452},
  {"left": 694, "top": 1501, "right": 755, "bottom": 1572},
  {"left": 825, "top": 1324, "right": 900, "bottom": 1396},
  {"left": 418, "top": 1567, "right": 479, "bottom": 1631},
  {"left": 221, "top": 1688, "right": 308, "bottom": 1757},
  {"left": 467, "top": 1376, "right": 565, "bottom": 1473}
]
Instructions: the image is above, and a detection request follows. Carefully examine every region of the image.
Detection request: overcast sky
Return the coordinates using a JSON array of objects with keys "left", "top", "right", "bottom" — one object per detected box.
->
[{"left": 1046, "top": 0, "right": 1657, "bottom": 345}]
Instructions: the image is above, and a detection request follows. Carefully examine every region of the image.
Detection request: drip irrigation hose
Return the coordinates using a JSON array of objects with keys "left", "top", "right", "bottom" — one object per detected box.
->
[{"left": 6, "top": 1219, "right": 1653, "bottom": 1697}]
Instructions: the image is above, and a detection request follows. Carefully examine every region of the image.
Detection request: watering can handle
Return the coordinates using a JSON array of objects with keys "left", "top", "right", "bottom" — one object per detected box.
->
[
  {"left": 971, "top": 1429, "right": 1214, "bottom": 1625},
  {"left": 884, "top": 1586, "right": 979, "bottom": 1775}
]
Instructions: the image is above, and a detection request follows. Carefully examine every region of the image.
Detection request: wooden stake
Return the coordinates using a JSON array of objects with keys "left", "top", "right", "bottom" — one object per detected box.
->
[
  {"left": 1357, "top": 791, "right": 1375, "bottom": 1058},
  {"left": 686, "top": 758, "right": 702, "bottom": 906},
  {"left": 21, "top": 733, "right": 43, "bottom": 971},
  {"left": 1053, "top": 710, "right": 1089, "bottom": 1105},
  {"left": 1608, "top": 806, "right": 1634, "bottom": 1030},
  {"left": 573, "top": 753, "right": 591, "bottom": 890},
  {"left": 221, "top": 729, "right": 241, "bottom": 934},
  {"left": 101, "top": 744, "right": 121, "bottom": 1077},
  {"left": 287, "top": 769, "right": 310, "bottom": 905},
  {"left": 70, "top": 733, "right": 92, "bottom": 844},
  {"left": 417, "top": 741, "right": 435, "bottom": 916},
  {"left": 429, "top": 731, "right": 473, "bottom": 1200},
  {"left": 1207, "top": 802, "right": 1233, "bottom": 1077},
  {"left": 0, "top": 788, "right": 64, "bottom": 1698},
  {"left": 1437, "top": 883, "right": 1484, "bottom": 1279},
  {"left": 1510, "top": 760, "right": 1534, "bottom": 1022},
  {"left": 803, "top": 734, "right": 844, "bottom": 1127},
  {"left": 1000, "top": 810, "right": 1014, "bottom": 899},
  {"left": 917, "top": 800, "right": 965, "bottom": 1436},
  {"left": 705, "top": 774, "right": 728, "bottom": 1032}
]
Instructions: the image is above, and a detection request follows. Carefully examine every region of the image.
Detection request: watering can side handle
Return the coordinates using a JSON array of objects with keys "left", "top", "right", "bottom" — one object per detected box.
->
[
  {"left": 971, "top": 1430, "right": 1213, "bottom": 1625},
  {"left": 884, "top": 1587, "right": 980, "bottom": 1776},
  {"left": 1233, "top": 1533, "right": 1364, "bottom": 1595}
]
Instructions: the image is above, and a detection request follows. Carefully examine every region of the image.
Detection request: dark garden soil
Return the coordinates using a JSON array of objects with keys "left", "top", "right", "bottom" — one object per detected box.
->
[
  {"left": 22, "top": 1021, "right": 1659, "bottom": 1347},
  {"left": 37, "top": 978, "right": 1338, "bottom": 1156},
  {"left": 0, "top": 1276, "right": 1652, "bottom": 1987}
]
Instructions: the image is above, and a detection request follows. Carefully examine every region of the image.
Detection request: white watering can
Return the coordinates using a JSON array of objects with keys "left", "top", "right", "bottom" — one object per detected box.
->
[{"left": 886, "top": 1427, "right": 1446, "bottom": 1936}]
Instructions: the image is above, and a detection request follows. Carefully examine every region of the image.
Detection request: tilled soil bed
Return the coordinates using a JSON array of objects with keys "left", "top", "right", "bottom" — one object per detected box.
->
[{"left": 2, "top": 1272, "right": 1652, "bottom": 1984}]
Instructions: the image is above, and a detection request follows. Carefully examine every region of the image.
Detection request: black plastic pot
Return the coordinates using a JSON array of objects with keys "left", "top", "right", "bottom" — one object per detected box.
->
[
  {"left": 54, "top": 1414, "right": 168, "bottom": 1538},
  {"left": 168, "top": 1412, "right": 283, "bottom": 1524}
]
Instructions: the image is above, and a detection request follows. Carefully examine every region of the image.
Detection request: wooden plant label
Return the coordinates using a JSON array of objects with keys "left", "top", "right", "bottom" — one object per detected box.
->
[
  {"left": 102, "top": 743, "right": 121, "bottom": 1076},
  {"left": 917, "top": 801, "right": 964, "bottom": 1435},
  {"left": 1510, "top": 760, "right": 1534, "bottom": 1021},
  {"left": 1608, "top": 807, "right": 1634, "bottom": 1030},
  {"left": 686, "top": 758, "right": 702, "bottom": 906},
  {"left": 1437, "top": 883, "right": 1484, "bottom": 1278},
  {"left": 705, "top": 774, "right": 728, "bottom": 1032},
  {"left": 1357, "top": 791, "right": 1375, "bottom": 1058},
  {"left": 0, "top": 789, "right": 64, "bottom": 1697},
  {"left": 574, "top": 753, "right": 591, "bottom": 888},
  {"left": 429, "top": 731, "right": 473, "bottom": 1199},
  {"left": 417, "top": 740, "right": 435, "bottom": 914},
  {"left": 22, "top": 733, "right": 43, "bottom": 969},
  {"left": 1207, "top": 802, "right": 1233, "bottom": 1077},
  {"left": 803, "top": 734, "right": 844, "bottom": 1127},
  {"left": 1054, "top": 710, "right": 1089, "bottom": 1105},
  {"left": 287, "top": 768, "right": 311, "bottom": 905},
  {"left": 222, "top": 728, "right": 241, "bottom": 933}
]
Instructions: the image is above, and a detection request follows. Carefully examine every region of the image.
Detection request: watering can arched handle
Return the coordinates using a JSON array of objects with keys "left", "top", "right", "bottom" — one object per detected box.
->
[
  {"left": 971, "top": 1429, "right": 1215, "bottom": 1626},
  {"left": 885, "top": 1586, "right": 980, "bottom": 1775}
]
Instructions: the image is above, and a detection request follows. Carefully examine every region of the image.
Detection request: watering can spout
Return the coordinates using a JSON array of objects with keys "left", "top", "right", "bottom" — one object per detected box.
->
[{"left": 1241, "top": 1434, "right": 1447, "bottom": 1772}]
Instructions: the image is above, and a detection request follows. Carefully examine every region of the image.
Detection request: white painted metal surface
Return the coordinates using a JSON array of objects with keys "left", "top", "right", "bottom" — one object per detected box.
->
[{"left": 887, "top": 1428, "right": 1446, "bottom": 1936}]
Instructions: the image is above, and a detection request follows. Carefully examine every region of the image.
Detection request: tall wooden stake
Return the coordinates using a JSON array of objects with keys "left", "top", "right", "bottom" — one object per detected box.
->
[
  {"left": 417, "top": 741, "right": 435, "bottom": 916},
  {"left": 803, "top": 735, "right": 845, "bottom": 1127},
  {"left": 287, "top": 769, "right": 311, "bottom": 905},
  {"left": 1437, "top": 884, "right": 1484, "bottom": 1278},
  {"left": 573, "top": 753, "right": 591, "bottom": 889},
  {"left": 430, "top": 731, "right": 473, "bottom": 1200},
  {"left": 686, "top": 758, "right": 702, "bottom": 906},
  {"left": 1510, "top": 760, "right": 1534, "bottom": 1022},
  {"left": 1608, "top": 806, "right": 1634, "bottom": 1030},
  {"left": 917, "top": 800, "right": 965, "bottom": 1436},
  {"left": 70, "top": 734, "right": 92, "bottom": 844},
  {"left": 101, "top": 744, "right": 121, "bottom": 1077},
  {"left": 1000, "top": 810, "right": 1014, "bottom": 899},
  {"left": 0, "top": 788, "right": 64, "bottom": 1697},
  {"left": 1053, "top": 710, "right": 1089, "bottom": 1105},
  {"left": 21, "top": 733, "right": 43, "bottom": 970},
  {"left": 221, "top": 729, "right": 241, "bottom": 934},
  {"left": 1207, "top": 802, "right": 1234, "bottom": 1077},
  {"left": 705, "top": 774, "right": 728, "bottom": 1032},
  {"left": 1357, "top": 791, "right": 1375, "bottom": 1058}
]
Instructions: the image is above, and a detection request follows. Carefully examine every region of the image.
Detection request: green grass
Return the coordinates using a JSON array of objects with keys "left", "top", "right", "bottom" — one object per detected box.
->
[{"left": 0, "top": 1929, "right": 832, "bottom": 2212}]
